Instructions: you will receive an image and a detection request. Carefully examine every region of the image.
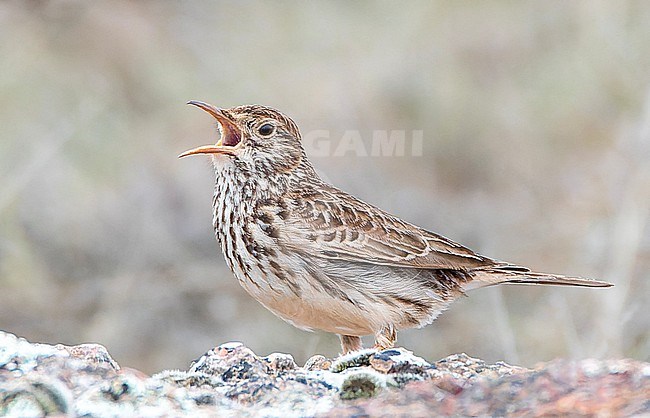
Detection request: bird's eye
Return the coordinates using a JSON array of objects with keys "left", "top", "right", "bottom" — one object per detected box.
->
[{"left": 257, "top": 123, "right": 275, "bottom": 137}]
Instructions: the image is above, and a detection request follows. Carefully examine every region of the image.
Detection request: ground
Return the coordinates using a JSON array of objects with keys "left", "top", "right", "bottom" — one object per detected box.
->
[{"left": 0, "top": 331, "right": 648, "bottom": 417}]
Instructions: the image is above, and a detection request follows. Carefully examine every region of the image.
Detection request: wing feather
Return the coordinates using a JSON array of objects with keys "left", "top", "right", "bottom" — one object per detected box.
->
[{"left": 262, "top": 185, "right": 500, "bottom": 271}]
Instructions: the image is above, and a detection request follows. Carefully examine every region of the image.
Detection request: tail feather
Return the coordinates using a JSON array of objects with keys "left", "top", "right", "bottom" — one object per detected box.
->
[{"left": 464, "top": 266, "right": 613, "bottom": 291}]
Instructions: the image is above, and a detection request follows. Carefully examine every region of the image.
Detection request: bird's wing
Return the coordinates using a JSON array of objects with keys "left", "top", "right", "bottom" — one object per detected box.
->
[{"left": 261, "top": 186, "right": 505, "bottom": 271}]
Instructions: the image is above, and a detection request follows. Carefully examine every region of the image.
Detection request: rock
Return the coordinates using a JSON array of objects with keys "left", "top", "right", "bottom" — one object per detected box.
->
[
  {"left": 327, "top": 357, "right": 650, "bottom": 417},
  {"left": 304, "top": 355, "right": 330, "bottom": 371},
  {"left": 264, "top": 353, "right": 298, "bottom": 373},
  {"left": 0, "top": 330, "right": 648, "bottom": 417},
  {"left": 54, "top": 343, "right": 120, "bottom": 371}
]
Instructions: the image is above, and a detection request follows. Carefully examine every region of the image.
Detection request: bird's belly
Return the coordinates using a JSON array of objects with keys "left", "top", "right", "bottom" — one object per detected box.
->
[
  {"left": 221, "top": 237, "right": 378, "bottom": 335},
  {"left": 219, "top": 223, "right": 457, "bottom": 336},
  {"left": 242, "top": 281, "right": 376, "bottom": 336},
  {"left": 232, "top": 258, "right": 458, "bottom": 337}
]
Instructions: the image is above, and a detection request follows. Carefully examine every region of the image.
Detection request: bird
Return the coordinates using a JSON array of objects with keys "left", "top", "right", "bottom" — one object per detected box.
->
[{"left": 179, "top": 100, "right": 613, "bottom": 354}]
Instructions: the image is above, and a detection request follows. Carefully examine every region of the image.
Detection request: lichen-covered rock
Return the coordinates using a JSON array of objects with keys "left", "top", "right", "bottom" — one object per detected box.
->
[
  {"left": 0, "top": 332, "right": 239, "bottom": 416},
  {"left": 1, "top": 330, "right": 648, "bottom": 417},
  {"left": 326, "top": 357, "right": 650, "bottom": 417}
]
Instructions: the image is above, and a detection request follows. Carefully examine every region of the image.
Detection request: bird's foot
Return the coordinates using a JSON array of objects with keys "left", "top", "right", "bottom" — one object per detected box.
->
[
  {"left": 339, "top": 335, "right": 363, "bottom": 354},
  {"left": 373, "top": 325, "right": 397, "bottom": 351}
]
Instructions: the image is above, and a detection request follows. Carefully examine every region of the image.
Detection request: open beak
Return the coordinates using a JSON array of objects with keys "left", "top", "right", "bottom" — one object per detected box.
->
[{"left": 178, "top": 101, "right": 242, "bottom": 158}]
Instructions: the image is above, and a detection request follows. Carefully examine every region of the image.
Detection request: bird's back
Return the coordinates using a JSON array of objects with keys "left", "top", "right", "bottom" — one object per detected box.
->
[{"left": 274, "top": 179, "right": 611, "bottom": 292}]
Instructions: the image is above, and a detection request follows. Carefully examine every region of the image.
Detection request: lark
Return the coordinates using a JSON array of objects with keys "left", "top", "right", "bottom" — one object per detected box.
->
[{"left": 179, "top": 101, "right": 612, "bottom": 354}]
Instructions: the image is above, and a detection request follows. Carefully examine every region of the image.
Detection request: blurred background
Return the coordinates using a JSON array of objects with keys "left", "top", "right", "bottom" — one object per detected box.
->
[{"left": 0, "top": 1, "right": 648, "bottom": 374}]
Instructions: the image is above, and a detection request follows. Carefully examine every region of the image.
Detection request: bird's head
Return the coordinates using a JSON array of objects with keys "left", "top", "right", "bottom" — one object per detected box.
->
[{"left": 179, "top": 101, "right": 310, "bottom": 179}]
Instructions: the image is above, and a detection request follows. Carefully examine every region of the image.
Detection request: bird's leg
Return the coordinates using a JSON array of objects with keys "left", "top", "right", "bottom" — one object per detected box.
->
[
  {"left": 339, "top": 335, "right": 363, "bottom": 354},
  {"left": 373, "top": 325, "right": 397, "bottom": 351}
]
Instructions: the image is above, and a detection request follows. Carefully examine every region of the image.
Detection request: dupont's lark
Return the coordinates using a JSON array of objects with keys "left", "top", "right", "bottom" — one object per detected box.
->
[{"left": 180, "top": 101, "right": 612, "bottom": 354}]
